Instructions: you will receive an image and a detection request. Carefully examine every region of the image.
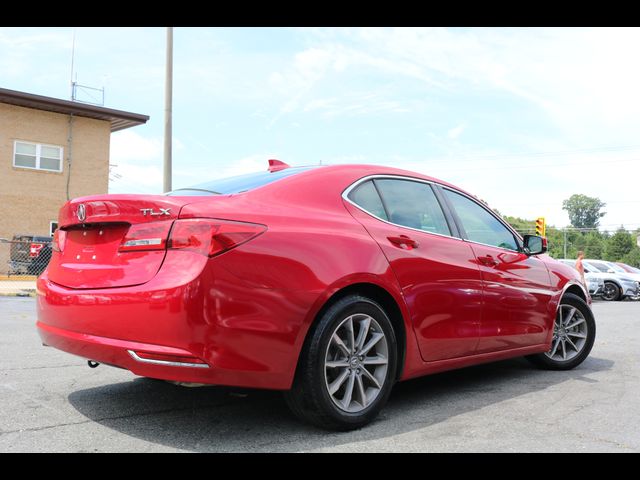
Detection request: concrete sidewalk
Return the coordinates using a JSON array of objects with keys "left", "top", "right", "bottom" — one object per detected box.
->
[{"left": 0, "top": 280, "right": 36, "bottom": 296}]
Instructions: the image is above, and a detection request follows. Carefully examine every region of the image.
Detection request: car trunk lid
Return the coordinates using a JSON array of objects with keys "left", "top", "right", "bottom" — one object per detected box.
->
[{"left": 47, "top": 195, "right": 205, "bottom": 289}]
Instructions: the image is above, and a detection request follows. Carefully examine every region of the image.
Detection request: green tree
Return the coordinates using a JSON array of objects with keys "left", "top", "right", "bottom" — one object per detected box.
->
[
  {"left": 604, "top": 227, "right": 635, "bottom": 261},
  {"left": 562, "top": 194, "right": 606, "bottom": 229},
  {"left": 583, "top": 231, "right": 606, "bottom": 258},
  {"left": 502, "top": 215, "right": 534, "bottom": 235},
  {"left": 621, "top": 248, "right": 640, "bottom": 268},
  {"left": 546, "top": 226, "right": 569, "bottom": 258},
  {"left": 502, "top": 216, "right": 573, "bottom": 258}
]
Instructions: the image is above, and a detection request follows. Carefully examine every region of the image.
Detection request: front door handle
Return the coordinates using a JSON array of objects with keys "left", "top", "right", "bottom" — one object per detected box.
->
[
  {"left": 387, "top": 235, "right": 419, "bottom": 249},
  {"left": 478, "top": 254, "right": 498, "bottom": 267}
]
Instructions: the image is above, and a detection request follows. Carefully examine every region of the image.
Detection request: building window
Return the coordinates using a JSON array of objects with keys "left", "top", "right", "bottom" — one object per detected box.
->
[
  {"left": 49, "top": 221, "right": 59, "bottom": 237},
  {"left": 13, "top": 141, "right": 63, "bottom": 172}
]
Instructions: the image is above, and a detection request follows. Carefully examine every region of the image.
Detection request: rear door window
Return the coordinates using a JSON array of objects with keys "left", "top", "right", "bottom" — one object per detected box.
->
[
  {"left": 374, "top": 179, "right": 451, "bottom": 236},
  {"left": 347, "top": 180, "right": 388, "bottom": 221}
]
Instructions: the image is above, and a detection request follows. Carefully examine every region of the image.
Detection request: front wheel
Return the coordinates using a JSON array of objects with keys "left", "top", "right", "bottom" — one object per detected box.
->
[
  {"left": 526, "top": 293, "right": 596, "bottom": 370},
  {"left": 284, "top": 295, "right": 398, "bottom": 431},
  {"left": 601, "top": 281, "right": 621, "bottom": 301}
]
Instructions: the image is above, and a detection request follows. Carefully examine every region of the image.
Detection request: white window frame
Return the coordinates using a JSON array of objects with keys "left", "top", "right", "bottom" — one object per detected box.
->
[
  {"left": 13, "top": 140, "right": 64, "bottom": 173},
  {"left": 49, "top": 221, "right": 59, "bottom": 237}
]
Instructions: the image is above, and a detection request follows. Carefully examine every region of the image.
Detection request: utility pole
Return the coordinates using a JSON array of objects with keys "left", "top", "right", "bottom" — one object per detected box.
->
[
  {"left": 563, "top": 228, "right": 567, "bottom": 258},
  {"left": 163, "top": 27, "right": 173, "bottom": 193}
]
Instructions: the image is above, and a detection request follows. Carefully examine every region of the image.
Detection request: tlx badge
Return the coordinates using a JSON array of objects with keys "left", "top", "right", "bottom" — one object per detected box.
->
[{"left": 140, "top": 208, "right": 171, "bottom": 216}]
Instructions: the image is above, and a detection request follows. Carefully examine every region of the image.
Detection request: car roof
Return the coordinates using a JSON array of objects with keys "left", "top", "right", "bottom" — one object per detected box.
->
[
  {"left": 315, "top": 163, "right": 472, "bottom": 192},
  {"left": 254, "top": 163, "right": 486, "bottom": 214}
]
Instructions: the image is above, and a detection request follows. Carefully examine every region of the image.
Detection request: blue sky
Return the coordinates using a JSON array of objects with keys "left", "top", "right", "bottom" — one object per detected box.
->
[{"left": 2, "top": 27, "right": 639, "bottom": 230}]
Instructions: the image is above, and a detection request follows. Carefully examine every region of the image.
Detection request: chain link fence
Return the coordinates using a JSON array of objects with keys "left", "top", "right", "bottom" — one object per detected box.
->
[{"left": 0, "top": 235, "right": 52, "bottom": 279}]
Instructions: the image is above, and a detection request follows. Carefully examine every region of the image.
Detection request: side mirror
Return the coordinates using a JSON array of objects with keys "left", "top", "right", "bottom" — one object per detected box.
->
[{"left": 523, "top": 234, "right": 547, "bottom": 255}]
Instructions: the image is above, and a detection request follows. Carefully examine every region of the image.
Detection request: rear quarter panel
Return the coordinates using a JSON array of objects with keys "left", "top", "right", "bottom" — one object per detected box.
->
[
  {"left": 192, "top": 208, "right": 421, "bottom": 387},
  {"left": 178, "top": 167, "right": 425, "bottom": 385}
]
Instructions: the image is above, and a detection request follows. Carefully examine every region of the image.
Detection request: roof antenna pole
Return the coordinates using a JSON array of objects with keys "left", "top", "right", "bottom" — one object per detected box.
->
[{"left": 70, "top": 28, "right": 76, "bottom": 100}]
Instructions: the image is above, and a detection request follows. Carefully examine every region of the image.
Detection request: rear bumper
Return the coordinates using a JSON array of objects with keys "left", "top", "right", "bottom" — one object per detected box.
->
[
  {"left": 35, "top": 249, "right": 310, "bottom": 390},
  {"left": 38, "top": 321, "right": 214, "bottom": 383}
]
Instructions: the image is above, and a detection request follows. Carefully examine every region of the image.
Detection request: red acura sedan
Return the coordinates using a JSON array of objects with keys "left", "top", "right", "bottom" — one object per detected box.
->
[{"left": 37, "top": 161, "right": 595, "bottom": 430}]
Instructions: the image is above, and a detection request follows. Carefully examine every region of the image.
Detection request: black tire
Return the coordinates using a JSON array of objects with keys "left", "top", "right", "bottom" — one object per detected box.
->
[
  {"left": 526, "top": 293, "right": 596, "bottom": 370},
  {"left": 284, "top": 295, "right": 398, "bottom": 431},
  {"left": 601, "top": 281, "right": 621, "bottom": 301}
]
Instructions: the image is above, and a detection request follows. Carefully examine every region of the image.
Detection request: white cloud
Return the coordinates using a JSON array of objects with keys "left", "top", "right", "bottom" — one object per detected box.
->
[
  {"left": 302, "top": 92, "right": 409, "bottom": 118},
  {"left": 339, "top": 27, "right": 640, "bottom": 143},
  {"left": 109, "top": 163, "right": 163, "bottom": 194},
  {"left": 0, "top": 28, "right": 72, "bottom": 83},
  {"left": 447, "top": 123, "right": 466, "bottom": 140},
  {"left": 0, "top": 28, "right": 71, "bottom": 50},
  {"left": 108, "top": 130, "right": 186, "bottom": 194},
  {"left": 109, "top": 130, "right": 163, "bottom": 163},
  {"left": 217, "top": 154, "right": 276, "bottom": 178},
  {"left": 171, "top": 154, "right": 281, "bottom": 190}
]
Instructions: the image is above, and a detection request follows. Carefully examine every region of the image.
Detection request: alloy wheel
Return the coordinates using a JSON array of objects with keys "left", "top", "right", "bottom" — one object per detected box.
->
[
  {"left": 601, "top": 282, "right": 619, "bottom": 301},
  {"left": 544, "top": 304, "right": 589, "bottom": 362},
  {"left": 324, "top": 313, "right": 389, "bottom": 413}
]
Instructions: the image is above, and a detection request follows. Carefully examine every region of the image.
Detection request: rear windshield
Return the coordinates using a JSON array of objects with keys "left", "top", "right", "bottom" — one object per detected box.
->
[{"left": 166, "top": 166, "right": 318, "bottom": 196}]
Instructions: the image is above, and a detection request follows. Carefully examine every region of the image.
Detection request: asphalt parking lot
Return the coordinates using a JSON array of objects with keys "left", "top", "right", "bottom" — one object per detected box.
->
[{"left": 1, "top": 297, "right": 638, "bottom": 452}]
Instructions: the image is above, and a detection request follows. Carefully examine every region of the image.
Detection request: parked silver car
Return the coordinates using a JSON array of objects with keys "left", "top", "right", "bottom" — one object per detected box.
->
[
  {"left": 557, "top": 259, "right": 605, "bottom": 297},
  {"left": 584, "top": 259, "right": 640, "bottom": 301},
  {"left": 581, "top": 259, "right": 640, "bottom": 301}
]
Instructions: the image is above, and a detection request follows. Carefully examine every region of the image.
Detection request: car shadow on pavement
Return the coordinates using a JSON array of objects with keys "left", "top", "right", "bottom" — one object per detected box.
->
[{"left": 67, "top": 356, "right": 614, "bottom": 452}]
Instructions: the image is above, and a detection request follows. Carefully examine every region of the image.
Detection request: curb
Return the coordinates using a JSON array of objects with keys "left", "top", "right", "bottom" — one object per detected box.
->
[{"left": 0, "top": 291, "right": 36, "bottom": 297}]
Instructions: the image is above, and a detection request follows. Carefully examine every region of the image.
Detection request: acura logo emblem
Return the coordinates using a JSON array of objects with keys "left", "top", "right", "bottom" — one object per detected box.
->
[{"left": 77, "top": 204, "right": 86, "bottom": 222}]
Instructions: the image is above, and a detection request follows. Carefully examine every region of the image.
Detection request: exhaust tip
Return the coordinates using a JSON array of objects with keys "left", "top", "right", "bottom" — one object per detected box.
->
[{"left": 88, "top": 360, "right": 100, "bottom": 368}]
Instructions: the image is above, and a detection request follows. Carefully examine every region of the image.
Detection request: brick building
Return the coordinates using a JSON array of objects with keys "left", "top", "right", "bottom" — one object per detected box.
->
[{"left": 0, "top": 87, "right": 148, "bottom": 273}]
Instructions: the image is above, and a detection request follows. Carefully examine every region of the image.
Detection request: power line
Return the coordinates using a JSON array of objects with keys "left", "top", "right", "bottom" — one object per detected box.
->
[
  {"left": 434, "top": 155, "right": 640, "bottom": 174},
  {"left": 453, "top": 144, "right": 640, "bottom": 160},
  {"left": 412, "top": 144, "right": 640, "bottom": 170},
  {"left": 513, "top": 225, "right": 640, "bottom": 233},
  {"left": 506, "top": 199, "right": 640, "bottom": 206}
]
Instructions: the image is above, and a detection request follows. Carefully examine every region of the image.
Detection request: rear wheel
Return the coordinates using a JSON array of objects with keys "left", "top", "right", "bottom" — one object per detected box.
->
[
  {"left": 284, "top": 295, "right": 398, "bottom": 431},
  {"left": 526, "top": 293, "right": 595, "bottom": 370},
  {"left": 601, "top": 281, "right": 621, "bottom": 301}
]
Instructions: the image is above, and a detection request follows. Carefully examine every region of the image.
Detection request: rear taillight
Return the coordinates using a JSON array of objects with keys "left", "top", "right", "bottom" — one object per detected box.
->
[
  {"left": 168, "top": 219, "right": 266, "bottom": 257},
  {"left": 118, "top": 220, "right": 173, "bottom": 253},
  {"left": 52, "top": 229, "right": 67, "bottom": 253},
  {"left": 29, "top": 243, "right": 44, "bottom": 257}
]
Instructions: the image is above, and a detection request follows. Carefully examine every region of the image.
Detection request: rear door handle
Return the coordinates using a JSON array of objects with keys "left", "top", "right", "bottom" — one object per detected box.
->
[
  {"left": 478, "top": 254, "right": 498, "bottom": 267},
  {"left": 387, "top": 235, "right": 419, "bottom": 249}
]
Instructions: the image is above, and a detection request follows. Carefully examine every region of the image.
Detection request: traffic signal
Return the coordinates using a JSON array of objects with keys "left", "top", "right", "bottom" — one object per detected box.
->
[{"left": 535, "top": 217, "right": 546, "bottom": 237}]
